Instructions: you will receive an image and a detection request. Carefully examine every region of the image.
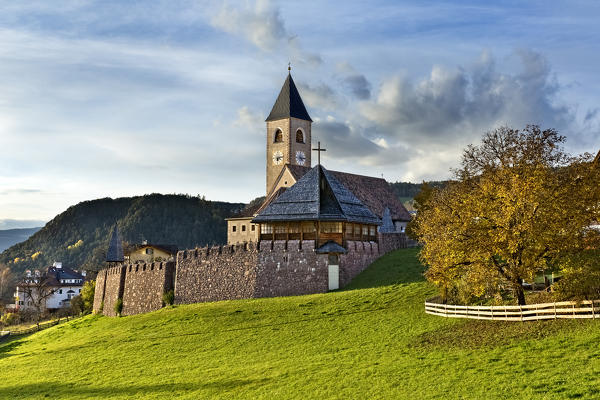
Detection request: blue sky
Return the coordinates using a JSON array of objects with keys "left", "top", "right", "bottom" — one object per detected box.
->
[{"left": 1, "top": 0, "right": 599, "bottom": 227}]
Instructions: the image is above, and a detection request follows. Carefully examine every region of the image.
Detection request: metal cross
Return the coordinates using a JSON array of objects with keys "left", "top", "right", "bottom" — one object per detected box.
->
[
  {"left": 288, "top": 62, "right": 291, "bottom": 73},
  {"left": 312, "top": 141, "right": 326, "bottom": 165}
]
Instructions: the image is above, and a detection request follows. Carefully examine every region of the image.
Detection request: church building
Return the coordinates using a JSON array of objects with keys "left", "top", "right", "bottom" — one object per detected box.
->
[
  {"left": 93, "top": 71, "right": 412, "bottom": 317},
  {"left": 226, "top": 71, "right": 411, "bottom": 246}
]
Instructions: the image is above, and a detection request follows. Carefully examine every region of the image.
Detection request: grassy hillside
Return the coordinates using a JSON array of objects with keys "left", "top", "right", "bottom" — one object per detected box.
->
[
  {"left": 0, "top": 227, "right": 41, "bottom": 252},
  {"left": 1, "top": 249, "right": 599, "bottom": 399},
  {"left": 0, "top": 194, "right": 244, "bottom": 274}
]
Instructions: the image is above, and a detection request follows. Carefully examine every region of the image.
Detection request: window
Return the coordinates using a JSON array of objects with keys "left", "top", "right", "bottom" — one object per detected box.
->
[
  {"left": 251, "top": 225, "right": 256, "bottom": 231},
  {"left": 59, "top": 289, "right": 63, "bottom": 294},
  {"left": 275, "top": 224, "right": 287, "bottom": 234},
  {"left": 369, "top": 226, "right": 376, "bottom": 236},
  {"left": 321, "top": 222, "right": 342, "bottom": 233},
  {"left": 302, "top": 222, "right": 316, "bottom": 233},
  {"left": 362, "top": 225, "right": 369, "bottom": 236},
  {"left": 242, "top": 225, "right": 246, "bottom": 232},
  {"left": 274, "top": 129, "right": 283, "bottom": 143},
  {"left": 232, "top": 225, "right": 237, "bottom": 232},
  {"left": 79, "top": 289, "right": 81, "bottom": 293},
  {"left": 296, "top": 129, "right": 304, "bottom": 143},
  {"left": 288, "top": 223, "right": 300, "bottom": 233},
  {"left": 261, "top": 224, "right": 273, "bottom": 234},
  {"left": 145, "top": 248, "right": 153, "bottom": 255},
  {"left": 346, "top": 223, "right": 353, "bottom": 235}
]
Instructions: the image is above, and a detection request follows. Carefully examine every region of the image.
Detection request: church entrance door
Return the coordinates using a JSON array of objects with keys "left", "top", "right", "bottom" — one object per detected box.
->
[{"left": 328, "top": 254, "right": 339, "bottom": 291}]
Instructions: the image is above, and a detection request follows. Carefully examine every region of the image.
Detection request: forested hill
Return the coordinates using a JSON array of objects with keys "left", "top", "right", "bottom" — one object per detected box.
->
[
  {"left": 0, "top": 194, "right": 244, "bottom": 274},
  {"left": 389, "top": 180, "right": 448, "bottom": 200}
]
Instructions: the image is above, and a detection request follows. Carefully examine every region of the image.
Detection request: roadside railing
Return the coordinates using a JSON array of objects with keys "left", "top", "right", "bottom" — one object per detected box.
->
[
  {"left": 425, "top": 299, "right": 600, "bottom": 321},
  {"left": 0, "top": 316, "right": 80, "bottom": 340}
]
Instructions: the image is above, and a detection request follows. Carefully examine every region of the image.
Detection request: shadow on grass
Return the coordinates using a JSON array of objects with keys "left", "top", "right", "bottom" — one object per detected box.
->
[
  {"left": 0, "top": 379, "right": 272, "bottom": 398},
  {"left": 0, "top": 336, "right": 26, "bottom": 360},
  {"left": 343, "top": 247, "right": 426, "bottom": 290},
  {"left": 413, "top": 318, "right": 593, "bottom": 350}
]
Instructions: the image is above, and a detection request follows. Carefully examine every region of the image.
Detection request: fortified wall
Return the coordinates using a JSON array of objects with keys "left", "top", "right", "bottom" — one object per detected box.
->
[
  {"left": 93, "top": 233, "right": 408, "bottom": 317},
  {"left": 93, "top": 261, "right": 175, "bottom": 316}
]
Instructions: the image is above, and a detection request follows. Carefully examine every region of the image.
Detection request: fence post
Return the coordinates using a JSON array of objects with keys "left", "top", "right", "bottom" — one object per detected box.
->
[
  {"left": 519, "top": 305, "right": 523, "bottom": 322},
  {"left": 593, "top": 301, "right": 596, "bottom": 319},
  {"left": 554, "top": 302, "right": 557, "bottom": 319}
]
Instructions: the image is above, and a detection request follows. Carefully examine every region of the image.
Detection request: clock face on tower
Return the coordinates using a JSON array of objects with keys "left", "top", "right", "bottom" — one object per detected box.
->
[
  {"left": 295, "top": 151, "right": 306, "bottom": 166},
  {"left": 272, "top": 150, "right": 284, "bottom": 165}
]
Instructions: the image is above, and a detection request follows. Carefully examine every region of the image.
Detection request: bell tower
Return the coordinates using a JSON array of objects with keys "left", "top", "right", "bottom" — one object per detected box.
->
[{"left": 265, "top": 69, "right": 312, "bottom": 194}]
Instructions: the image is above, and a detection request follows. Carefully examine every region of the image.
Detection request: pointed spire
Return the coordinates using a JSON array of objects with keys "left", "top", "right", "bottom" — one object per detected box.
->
[
  {"left": 379, "top": 207, "right": 396, "bottom": 233},
  {"left": 106, "top": 225, "right": 124, "bottom": 263},
  {"left": 266, "top": 73, "right": 312, "bottom": 122}
]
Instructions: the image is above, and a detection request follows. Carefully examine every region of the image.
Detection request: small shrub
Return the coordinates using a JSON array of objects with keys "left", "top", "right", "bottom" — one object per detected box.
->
[
  {"left": 1, "top": 312, "right": 19, "bottom": 327},
  {"left": 162, "top": 290, "right": 174, "bottom": 306},
  {"left": 114, "top": 298, "right": 123, "bottom": 316}
]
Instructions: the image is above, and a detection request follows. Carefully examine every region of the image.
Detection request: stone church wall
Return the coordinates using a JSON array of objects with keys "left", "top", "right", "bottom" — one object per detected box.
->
[
  {"left": 92, "top": 268, "right": 107, "bottom": 314},
  {"left": 339, "top": 241, "right": 380, "bottom": 287},
  {"left": 255, "top": 240, "right": 329, "bottom": 297},
  {"left": 100, "top": 264, "right": 126, "bottom": 317},
  {"left": 174, "top": 243, "right": 259, "bottom": 304},
  {"left": 121, "top": 261, "right": 175, "bottom": 316},
  {"left": 93, "top": 234, "right": 408, "bottom": 317},
  {"left": 378, "top": 232, "right": 408, "bottom": 255}
]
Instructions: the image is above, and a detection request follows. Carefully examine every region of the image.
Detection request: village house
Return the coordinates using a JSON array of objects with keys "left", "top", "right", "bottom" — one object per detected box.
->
[
  {"left": 14, "top": 262, "right": 86, "bottom": 311},
  {"left": 125, "top": 241, "right": 178, "bottom": 264}
]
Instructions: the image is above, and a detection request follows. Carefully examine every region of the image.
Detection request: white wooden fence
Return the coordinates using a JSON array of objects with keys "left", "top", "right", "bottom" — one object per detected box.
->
[{"left": 425, "top": 299, "right": 600, "bottom": 321}]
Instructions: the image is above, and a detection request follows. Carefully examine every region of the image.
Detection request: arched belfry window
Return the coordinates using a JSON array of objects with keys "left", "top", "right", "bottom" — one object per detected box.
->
[
  {"left": 296, "top": 129, "right": 304, "bottom": 143},
  {"left": 274, "top": 129, "right": 283, "bottom": 143}
]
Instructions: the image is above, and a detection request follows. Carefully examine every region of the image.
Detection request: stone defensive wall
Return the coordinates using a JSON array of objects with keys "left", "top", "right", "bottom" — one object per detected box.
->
[
  {"left": 339, "top": 241, "right": 380, "bottom": 288},
  {"left": 93, "top": 233, "right": 408, "bottom": 316},
  {"left": 174, "top": 242, "right": 259, "bottom": 304},
  {"left": 93, "top": 261, "right": 175, "bottom": 316},
  {"left": 378, "top": 232, "right": 408, "bottom": 255}
]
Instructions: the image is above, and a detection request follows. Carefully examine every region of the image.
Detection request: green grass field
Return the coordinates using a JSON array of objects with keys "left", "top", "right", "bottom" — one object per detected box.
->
[{"left": 1, "top": 248, "right": 599, "bottom": 399}]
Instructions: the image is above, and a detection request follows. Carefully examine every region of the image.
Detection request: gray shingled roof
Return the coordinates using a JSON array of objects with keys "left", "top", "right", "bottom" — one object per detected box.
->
[
  {"left": 379, "top": 207, "right": 396, "bottom": 233},
  {"left": 252, "top": 165, "right": 381, "bottom": 225},
  {"left": 266, "top": 74, "right": 312, "bottom": 122},
  {"left": 316, "top": 241, "right": 348, "bottom": 254},
  {"left": 273, "top": 165, "right": 413, "bottom": 222},
  {"left": 106, "top": 225, "right": 124, "bottom": 262}
]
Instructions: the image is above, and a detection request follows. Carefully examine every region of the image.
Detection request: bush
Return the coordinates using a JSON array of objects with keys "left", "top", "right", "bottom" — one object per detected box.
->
[
  {"left": 162, "top": 290, "right": 174, "bottom": 306},
  {"left": 1, "top": 312, "right": 19, "bottom": 327},
  {"left": 81, "top": 280, "right": 95, "bottom": 313},
  {"left": 70, "top": 295, "right": 84, "bottom": 315},
  {"left": 114, "top": 298, "right": 123, "bottom": 316}
]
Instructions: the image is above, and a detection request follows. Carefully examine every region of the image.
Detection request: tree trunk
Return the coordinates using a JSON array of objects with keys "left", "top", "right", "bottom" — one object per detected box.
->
[{"left": 514, "top": 283, "right": 526, "bottom": 305}]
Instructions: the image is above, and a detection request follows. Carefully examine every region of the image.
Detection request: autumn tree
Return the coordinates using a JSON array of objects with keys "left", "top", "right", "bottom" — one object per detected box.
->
[
  {"left": 414, "top": 126, "right": 600, "bottom": 305},
  {"left": 0, "top": 264, "right": 16, "bottom": 305}
]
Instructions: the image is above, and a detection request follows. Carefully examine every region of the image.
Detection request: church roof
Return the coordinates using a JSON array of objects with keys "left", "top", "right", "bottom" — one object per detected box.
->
[
  {"left": 266, "top": 74, "right": 312, "bottom": 122},
  {"left": 106, "top": 225, "right": 124, "bottom": 262},
  {"left": 271, "top": 165, "right": 412, "bottom": 222},
  {"left": 252, "top": 165, "right": 380, "bottom": 225}
]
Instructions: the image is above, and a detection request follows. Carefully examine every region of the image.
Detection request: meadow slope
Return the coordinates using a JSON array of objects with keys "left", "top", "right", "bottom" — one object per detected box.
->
[{"left": 1, "top": 248, "right": 599, "bottom": 399}]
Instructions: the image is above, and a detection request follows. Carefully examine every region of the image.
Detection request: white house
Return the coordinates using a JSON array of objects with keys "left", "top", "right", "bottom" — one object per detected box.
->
[{"left": 15, "top": 262, "right": 86, "bottom": 311}]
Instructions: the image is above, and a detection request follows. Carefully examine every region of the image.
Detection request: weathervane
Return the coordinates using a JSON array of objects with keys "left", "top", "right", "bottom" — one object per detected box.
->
[
  {"left": 288, "top": 62, "right": 291, "bottom": 73},
  {"left": 312, "top": 141, "right": 326, "bottom": 165}
]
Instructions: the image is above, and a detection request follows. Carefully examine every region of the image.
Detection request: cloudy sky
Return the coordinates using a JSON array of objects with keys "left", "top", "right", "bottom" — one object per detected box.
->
[{"left": 1, "top": 0, "right": 599, "bottom": 227}]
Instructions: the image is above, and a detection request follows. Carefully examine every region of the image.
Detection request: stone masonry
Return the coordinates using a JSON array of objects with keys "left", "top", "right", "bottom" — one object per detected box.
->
[{"left": 93, "top": 233, "right": 409, "bottom": 317}]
